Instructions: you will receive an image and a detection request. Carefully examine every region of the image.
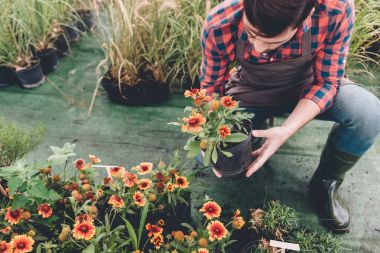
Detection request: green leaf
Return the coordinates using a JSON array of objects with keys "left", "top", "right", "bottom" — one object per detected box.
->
[
  {"left": 121, "top": 217, "right": 138, "bottom": 250},
  {"left": 12, "top": 194, "right": 29, "bottom": 210},
  {"left": 138, "top": 203, "right": 149, "bottom": 247},
  {"left": 7, "top": 177, "right": 23, "bottom": 195},
  {"left": 29, "top": 183, "right": 60, "bottom": 201},
  {"left": 203, "top": 144, "right": 213, "bottom": 166},
  {"left": 36, "top": 243, "right": 42, "bottom": 253},
  {"left": 220, "top": 150, "right": 233, "bottom": 158},
  {"left": 82, "top": 244, "right": 95, "bottom": 253},
  {"left": 181, "top": 223, "right": 195, "bottom": 232},
  {"left": 186, "top": 141, "right": 201, "bottom": 158},
  {"left": 223, "top": 133, "right": 248, "bottom": 143},
  {"left": 211, "top": 146, "right": 218, "bottom": 164}
]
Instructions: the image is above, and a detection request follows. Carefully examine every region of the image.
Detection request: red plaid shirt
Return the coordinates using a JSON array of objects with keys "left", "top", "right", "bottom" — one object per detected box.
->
[{"left": 200, "top": 0, "right": 355, "bottom": 112}]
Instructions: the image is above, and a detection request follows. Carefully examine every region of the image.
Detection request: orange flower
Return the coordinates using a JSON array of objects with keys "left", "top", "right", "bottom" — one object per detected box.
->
[
  {"left": 200, "top": 201, "right": 221, "bottom": 220},
  {"left": 0, "top": 241, "right": 12, "bottom": 253},
  {"left": 138, "top": 179, "right": 152, "bottom": 191},
  {"left": 207, "top": 220, "right": 228, "bottom": 241},
  {"left": 174, "top": 176, "right": 189, "bottom": 189},
  {"left": 37, "top": 204, "right": 52, "bottom": 218},
  {"left": 0, "top": 226, "right": 11, "bottom": 234},
  {"left": 198, "top": 248, "right": 209, "bottom": 253},
  {"left": 150, "top": 233, "right": 164, "bottom": 250},
  {"left": 73, "top": 221, "right": 96, "bottom": 240},
  {"left": 217, "top": 125, "right": 231, "bottom": 139},
  {"left": 75, "top": 159, "right": 86, "bottom": 170},
  {"left": 221, "top": 96, "right": 237, "bottom": 109},
  {"left": 184, "top": 89, "right": 207, "bottom": 99},
  {"left": 145, "top": 223, "right": 163, "bottom": 237},
  {"left": 181, "top": 113, "right": 206, "bottom": 133},
  {"left": 166, "top": 183, "right": 175, "bottom": 192},
  {"left": 10, "top": 235, "right": 34, "bottom": 253},
  {"left": 137, "top": 163, "right": 153, "bottom": 175},
  {"left": 89, "top": 155, "right": 101, "bottom": 163},
  {"left": 110, "top": 166, "right": 125, "bottom": 177},
  {"left": 133, "top": 191, "right": 146, "bottom": 207},
  {"left": 108, "top": 195, "right": 125, "bottom": 209},
  {"left": 5, "top": 208, "right": 23, "bottom": 225},
  {"left": 75, "top": 214, "right": 94, "bottom": 224},
  {"left": 96, "top": 189, "right": 104, "bottom": 197},
  {"left": 103, "top": 177, "right": 112, "bottom": 185},
  {"left": 124, "top": 172, "right": 139, "bottom": 187},
  {"left": 232, "top": 216, "right": 245, "bottom": 230},
  {"left": 194, "top": 95, "right": 212, "bottom": 107}
]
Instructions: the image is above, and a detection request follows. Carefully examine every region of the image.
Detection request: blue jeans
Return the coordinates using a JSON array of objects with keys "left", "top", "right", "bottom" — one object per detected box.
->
[{"left": 243, "top": 83, "right": 380, "bottom": 156}]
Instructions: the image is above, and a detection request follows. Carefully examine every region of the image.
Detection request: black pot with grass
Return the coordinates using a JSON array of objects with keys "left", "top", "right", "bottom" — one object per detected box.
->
[
  {"left": 54, "top": 34, "right": 70, "bottom": 57},
  {"left": 102, "top": 68, "right": 170, "bottom": 105},
  {"left": 77, "top": 10, "right": 97, "bottom": 32},
  {"left": 0, "top": 66, "right": 18, "bottom": 88},
  {"left": 37, "top": 48, "right": 59, "bottom": 74},
  {"left": 64, "top": 23, "right": 81, "bottom": 43},
  {"left": 210, "top": 120, "right": 253, "bottom": 177},
  {"left": 14, "top": 59, "right": 45, "bottom": 89}
]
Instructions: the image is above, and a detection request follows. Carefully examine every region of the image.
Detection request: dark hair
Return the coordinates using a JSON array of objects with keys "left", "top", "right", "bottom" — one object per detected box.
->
[{"left": 243, "top": 0, "right": 317, "bottom": 38}]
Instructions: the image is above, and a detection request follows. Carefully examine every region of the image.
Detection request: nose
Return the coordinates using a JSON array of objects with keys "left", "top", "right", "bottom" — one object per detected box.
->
[{"left": 253, "top": 40, "right": 268, "bottom": 53}]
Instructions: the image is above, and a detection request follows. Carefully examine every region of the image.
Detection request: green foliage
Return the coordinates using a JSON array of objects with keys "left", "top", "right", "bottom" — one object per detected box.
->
[
  {"left": 262, "top": 200, "right": 298, "bottom": 235},
  {"left": 294, "top": 229, "right": 343, "bottom": 253},
  {"left": 0, "top": 117, "right": 45, "bottom": 167},
  {"left": 347, "top": 0, "right": 380, "bottom": 80}
]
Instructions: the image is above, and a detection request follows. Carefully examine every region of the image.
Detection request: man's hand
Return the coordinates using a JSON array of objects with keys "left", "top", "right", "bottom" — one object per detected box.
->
[{"left": 245, "top": 127, "right": 292, "bottom": 177}]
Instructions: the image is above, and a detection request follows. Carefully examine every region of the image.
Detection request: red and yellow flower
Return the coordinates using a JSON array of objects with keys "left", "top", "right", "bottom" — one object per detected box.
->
[
  {"left": 138, "top": 179, "right": 152, "bottom": 191},
  {"left": 0, "top": 227, "right": 11, "bottom": 235},
  {"left": 184, "top": 89, "right": 206, "bottom": 99},
  {"left": 73, "top": 221, "right": 96, "bottom": 240},
  {"left": 145, "top": 223, "right": 163, "bottom": 237},
  {"left": 217, "top": 125, "right": 231, "bottom": 139},
  {"left": 174, "top": 176, "right": 189, "bottom": 189},
  {"left": 89, "top": 155, "right": 101, "bottom": 163},
  {"left": 124, "top": 172, "right": 138, "bottom": 188},
  {"left": 37, "top": 204, "right": 53, "bottom": 218},
  {"left": 199, "top": 201, "right": 221, "bottom": 220},
  {"left": 75, "top": 159, "right": 86, "bottom": 170},
  {"left": 198, "top": 248, "right": 209, "bottom": 253},
  {"left": 181, "top": 113, "right": 206, "bottom": 133},
  {"left": 150, "top": 233, "right": 164, "bottom": 250},
  {"left": 232, "top": 209, "right": 245, "bottom": 229},
  {"left": 207, "top": 220, "right": 228, "bottom": 241},
  {"left": 110, "top": 166, "right": 125, "bottom": 177},
  {"left": 221, "top": 96, "right": 237, "bottom": 109},
  {"left": 166, "top": 183, "right": 175, "bottom": 192},
  {"left": 5, "top": 208, "right": 23, "bottom": 225},
  {"left": 0, "top": 241, "right": 12, "bottom": 253},
  {"left": 133, "top": 191, "right": 146, "bottom": 207},
  {"left": 137, "top": 163, "right": 153, "bottom": 175},
  {"left": 10, "top": 235, "right": 34, "bottom": 253},
  {"left": 108, "top": 195, "right": 125, "bottom": 209},
  {"left": 75, "top": 214, "right": 94, "bottom": 224}
]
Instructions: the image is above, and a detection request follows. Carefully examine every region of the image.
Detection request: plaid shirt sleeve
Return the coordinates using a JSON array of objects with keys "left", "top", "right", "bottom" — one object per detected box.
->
[
  {"left": 200, "top": 21, "right": 231, "bottom": 97},
  {"left": 302, "top": 1, "right": 355, "bottom": 113}
]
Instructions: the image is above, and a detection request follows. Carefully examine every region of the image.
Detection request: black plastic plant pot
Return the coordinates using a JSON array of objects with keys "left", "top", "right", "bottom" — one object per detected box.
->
[
  {"left": 14, "top": 59, "right": 45, "bottom": 89},
  {"left": 64, "top": 24, "right": 81, "bottom": 43},
  {"left": 54, "top": 34, "right": 70, "bottom": 57},
  {"left": 37, "top": 48, "right": 59, "bottom": 74},
  {"left": 211, "top": 120, "right": 253, "bottom": 177},
  {"left": 0, "top": 66, "right": 18, "bottom": 88},
  {"left": 101, "top": 75, "right": 170, "bottom": 106},
  {"left": 78, "top": 10, "right": 97, "bottom": 32}
]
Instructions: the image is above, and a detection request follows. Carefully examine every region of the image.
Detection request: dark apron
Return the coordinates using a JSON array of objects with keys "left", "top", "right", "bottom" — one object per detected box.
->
[{"left": 225, "top": 29, "right": 314, "bottom": 107}]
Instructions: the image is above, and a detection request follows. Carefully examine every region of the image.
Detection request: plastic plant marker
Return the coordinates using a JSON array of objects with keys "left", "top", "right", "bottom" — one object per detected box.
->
[{"left": 270, "top": 240, "right": 300, "bottom": 252}]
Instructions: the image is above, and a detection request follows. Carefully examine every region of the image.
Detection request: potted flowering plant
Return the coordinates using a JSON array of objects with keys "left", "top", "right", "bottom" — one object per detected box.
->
[{"left": 170, "top": 89, "right": 254, "bottom": 177}]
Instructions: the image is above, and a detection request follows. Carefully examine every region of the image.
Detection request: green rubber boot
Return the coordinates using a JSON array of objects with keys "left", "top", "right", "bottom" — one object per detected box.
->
[{"left": 310, "top": 127, "right": 361, "bottom": 233}]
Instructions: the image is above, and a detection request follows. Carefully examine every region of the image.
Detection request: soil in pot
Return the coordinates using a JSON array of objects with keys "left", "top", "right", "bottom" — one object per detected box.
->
[
  {"left": 54, "top": 34, "right": 70, "bottom": 57},
  {"left": 37, "top": 48, "right": 59, "bottom": 74},
  {"left": 64, "top": 23, "right": 81, "bottom": 43},
  {"left": 14, "top": 59, "right": 45, "bottom": 89},
  {"left": 77, "top": 10, "right": 97, "bottom": 32},
  {"left": 0, "top": 66, "right": 18, "bottom": 88},
  {"left": 101, "top": 68, "right": 170, "bottom": 105},
  {"left": 211, "top": 120, "right": 253, "bottom": 177}
]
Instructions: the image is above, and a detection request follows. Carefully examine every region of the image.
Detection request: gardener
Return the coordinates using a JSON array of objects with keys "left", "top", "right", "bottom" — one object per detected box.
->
[{"left": 200, "top": 0, "right": 380, "bottom": 233}]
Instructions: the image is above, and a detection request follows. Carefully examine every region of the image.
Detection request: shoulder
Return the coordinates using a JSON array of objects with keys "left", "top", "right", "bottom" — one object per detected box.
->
[
  {"left": 315, "top": 0, "right": 354, "bottom": 17},
  {"left": 203, "top": 0, "right": 243, "bottom": 41}
]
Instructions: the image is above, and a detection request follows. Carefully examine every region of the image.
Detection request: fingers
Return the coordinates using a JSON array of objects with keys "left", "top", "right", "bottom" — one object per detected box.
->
[
  {"left": 251, "top": 141, "right": 269, "bottom": 157},
  {"left": 212, "top": 167, "right": 222, "bottom": 178},
  {"left": 252, "top": 128, "right": 274, "bottom": 138},
  {"left": 246, "top": 147, "right": 272, "bottom": 177}
]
